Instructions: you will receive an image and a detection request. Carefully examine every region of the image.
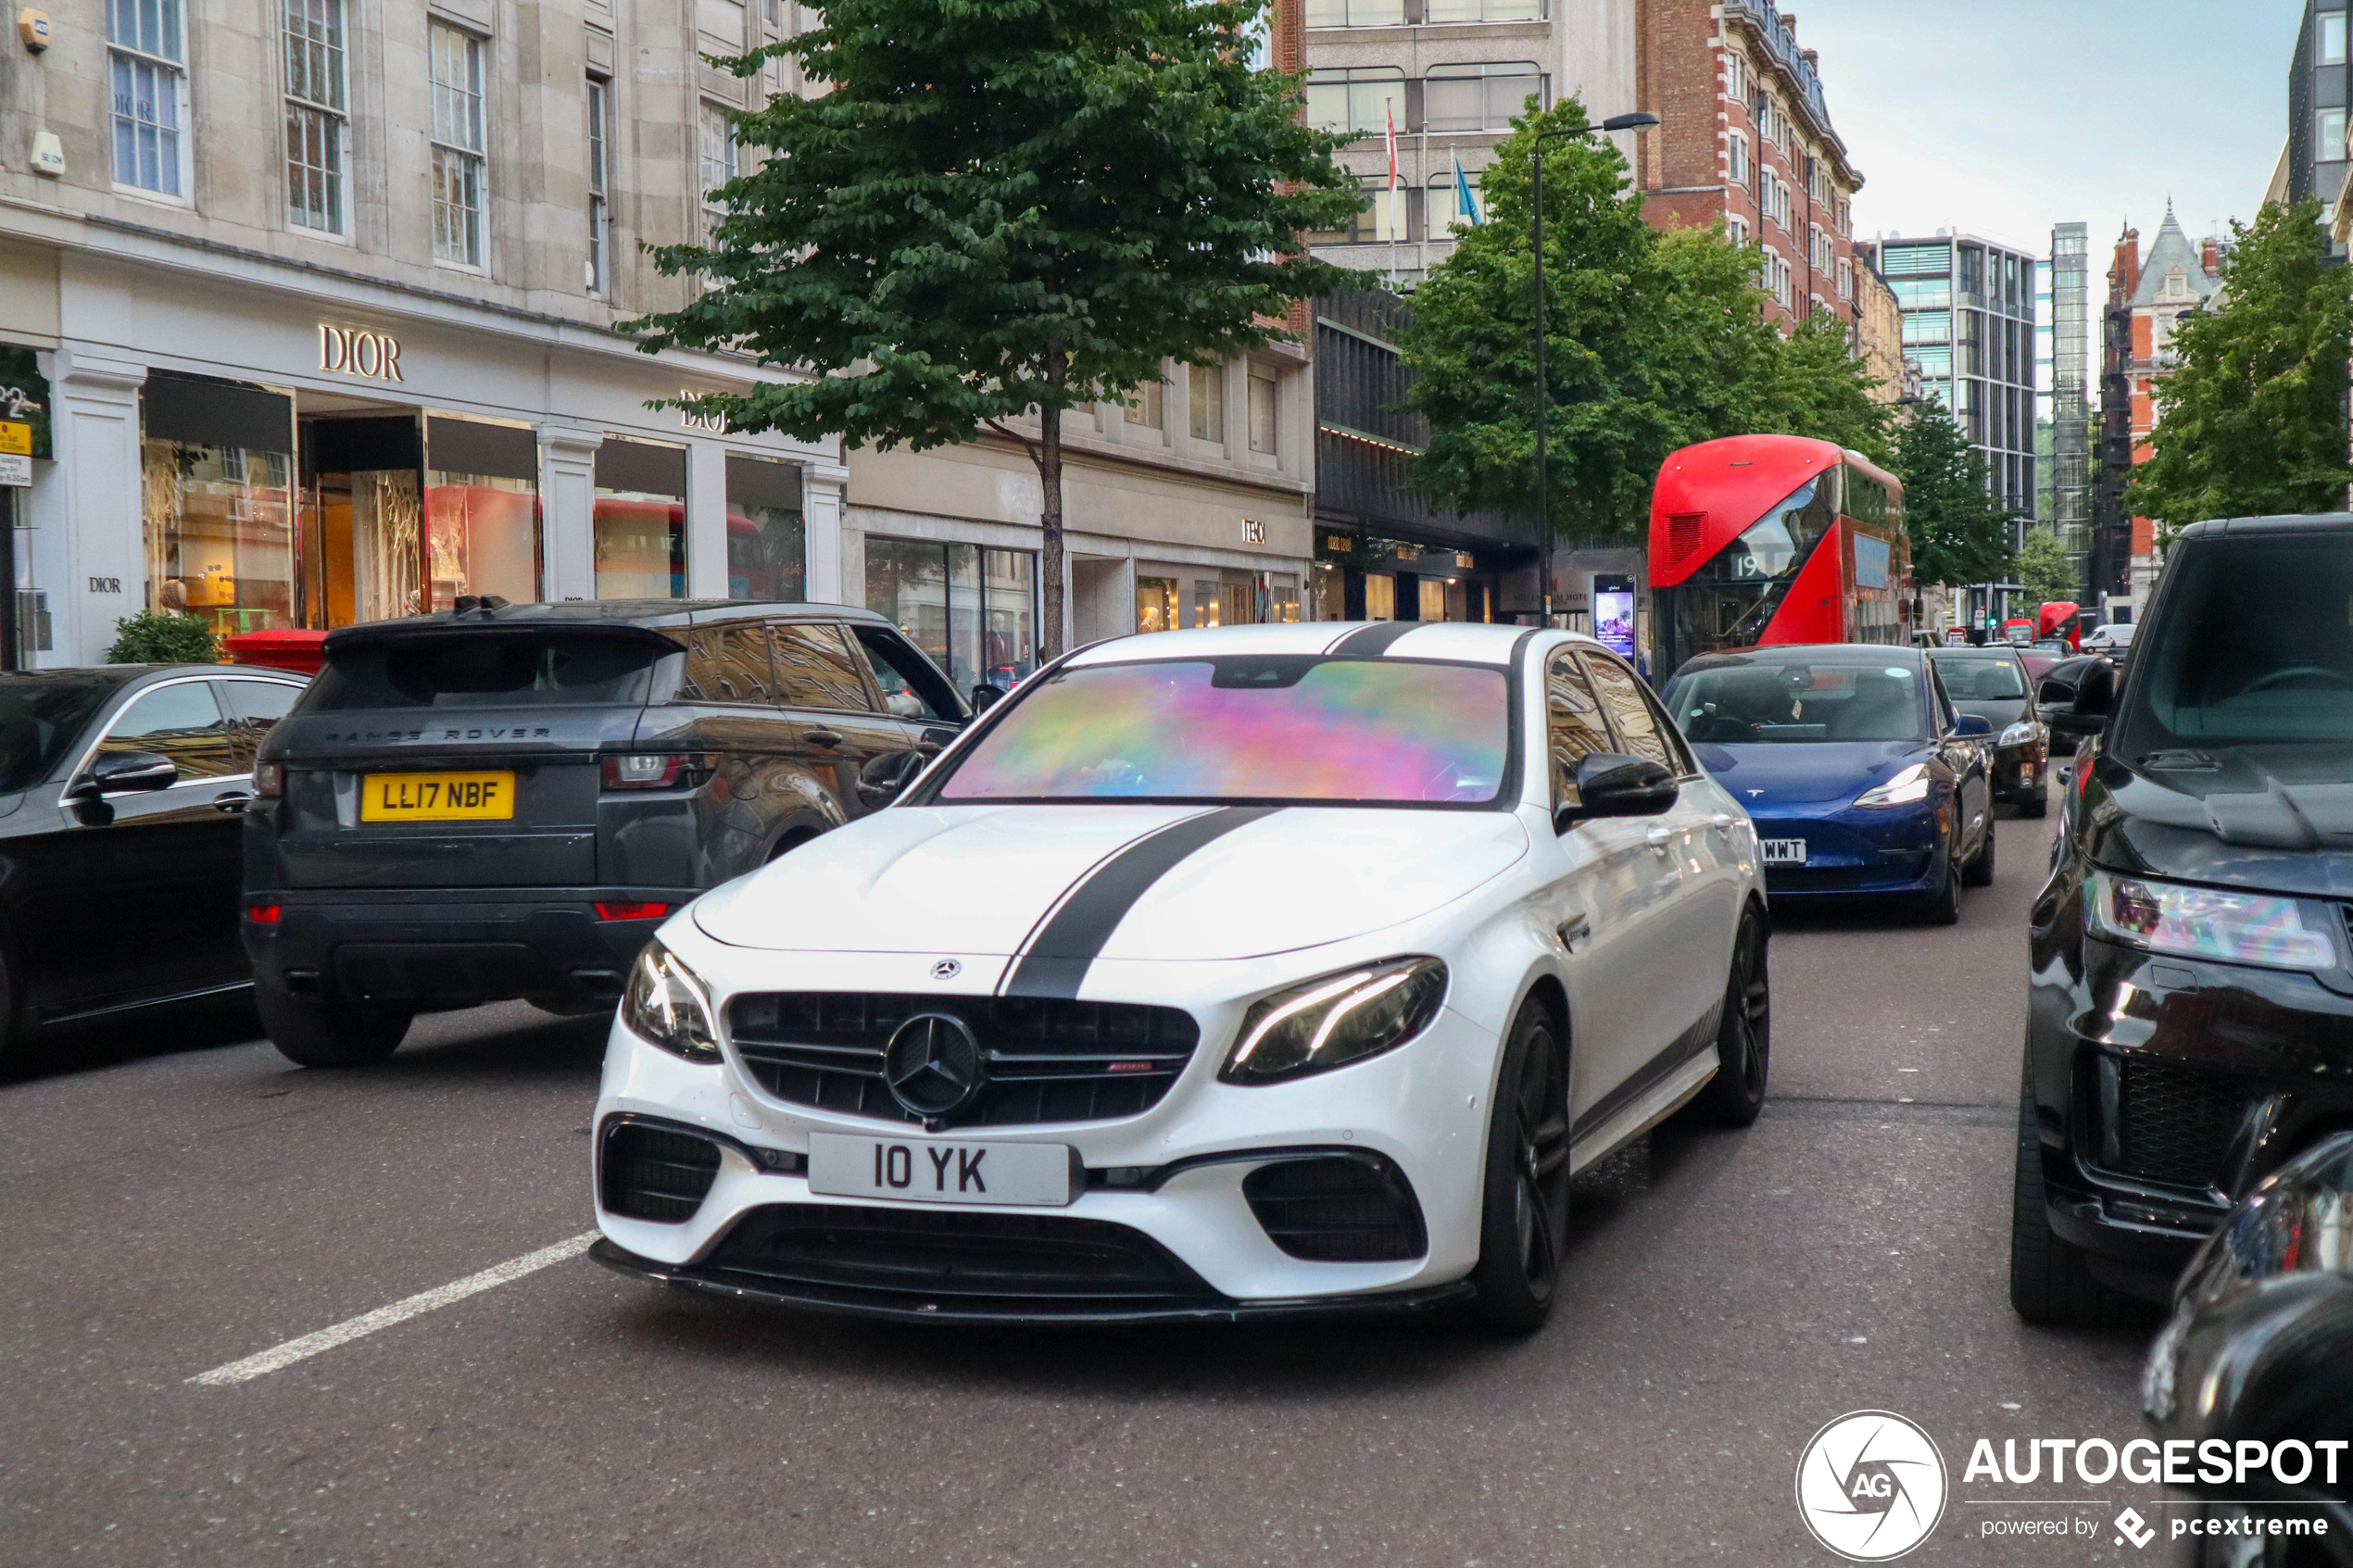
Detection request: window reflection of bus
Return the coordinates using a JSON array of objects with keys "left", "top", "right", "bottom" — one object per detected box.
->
[{"left": 1648, "top": 435, "right": 1911, "bottom": 679}]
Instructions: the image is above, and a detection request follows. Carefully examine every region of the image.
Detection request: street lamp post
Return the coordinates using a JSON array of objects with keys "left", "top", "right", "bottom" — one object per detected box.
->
[{"left": 1531, "top": 111, "right": 1656, "bottom": 623}]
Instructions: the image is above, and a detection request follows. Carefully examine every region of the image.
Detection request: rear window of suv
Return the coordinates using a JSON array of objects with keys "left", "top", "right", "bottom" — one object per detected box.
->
[{"left": 308, "top": 632, "right": 672, "bottom": 711}]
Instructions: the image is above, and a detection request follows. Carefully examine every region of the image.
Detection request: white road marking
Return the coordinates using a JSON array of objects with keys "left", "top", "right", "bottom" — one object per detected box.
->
[{"left": 187, "top": 1232, "right": 599, "bottom": 1386}]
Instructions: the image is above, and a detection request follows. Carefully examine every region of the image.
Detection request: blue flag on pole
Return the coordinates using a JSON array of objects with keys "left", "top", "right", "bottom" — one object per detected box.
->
[{"left": 1453, "top": 155, "right": 1482, "bottom": 228}]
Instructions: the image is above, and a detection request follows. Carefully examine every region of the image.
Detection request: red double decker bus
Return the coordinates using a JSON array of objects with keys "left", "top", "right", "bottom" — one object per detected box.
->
[{"left": 1647, "top": 434, "right": 1910, "bottom": 677}]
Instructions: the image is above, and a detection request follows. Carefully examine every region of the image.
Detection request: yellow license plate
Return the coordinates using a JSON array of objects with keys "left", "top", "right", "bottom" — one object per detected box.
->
[{"left": 359, "top": 771, "right": 516, "bottom": 822}]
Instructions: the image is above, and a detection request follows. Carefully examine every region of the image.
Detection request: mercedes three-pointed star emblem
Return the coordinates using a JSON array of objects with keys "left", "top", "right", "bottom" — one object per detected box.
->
[{"left": 883, "top": 1012, "right": 985, "bottom": 1119}]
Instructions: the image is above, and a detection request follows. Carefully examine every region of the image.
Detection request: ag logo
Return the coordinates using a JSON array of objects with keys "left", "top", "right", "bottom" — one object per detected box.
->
[{"left": 1794, "top": 1411, "right": 1948, "bottom": 1562}]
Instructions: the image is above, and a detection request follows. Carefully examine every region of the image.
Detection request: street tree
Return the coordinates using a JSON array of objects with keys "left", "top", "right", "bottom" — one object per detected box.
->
[
  {"left": 2014, "top": 528, "right": 2076, "bottom": 607},
  {"left": 1397, "top": 102, "right": 1887, "bottom": 541},
  {"left": 629, "top": 0, "right": 1359, "bottom": 659},
  {"left": 1894, "top": 402, "right": 2017, "bottom": 590},
  {"left": 2129, "top": 197, "right": 2353, "bottom": 535}
]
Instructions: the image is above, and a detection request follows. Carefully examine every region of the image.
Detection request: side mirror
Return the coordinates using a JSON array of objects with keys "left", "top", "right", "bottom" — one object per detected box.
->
[
  {"left": 2075, "top": 659, "right": 2116, "bottom": 717},
  {"left": 1952, "top": 713, "right": 1994, "bottom": 739},
  {"left": 75, "top": 750, "right": 179, "bottom": 797},
  {"left": 1554, "top": 752, "right": 1679, "bottom": 832},
  {"left": 857, "top": 749, "right": 925, "bottom": 808},
  {"left": 2036, "top": 676, "right": 2079, "bottom": 708},
  {"left": 970, "top": 684, "right": 1006, "bottom": 714}
]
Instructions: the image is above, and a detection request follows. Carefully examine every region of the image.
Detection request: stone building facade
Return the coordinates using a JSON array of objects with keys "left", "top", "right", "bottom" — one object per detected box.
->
[
  {"left": 1632, "top": 0, "right": 1862, "bottom": 330},
  {"left": 1851, "top": 253, "right": 1912, "bottom": 407}
]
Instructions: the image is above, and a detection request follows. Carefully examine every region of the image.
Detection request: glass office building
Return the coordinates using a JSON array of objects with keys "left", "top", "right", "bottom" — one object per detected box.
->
[{"left": 1869, "top": 233, "right": 2041, "bottom": 521}]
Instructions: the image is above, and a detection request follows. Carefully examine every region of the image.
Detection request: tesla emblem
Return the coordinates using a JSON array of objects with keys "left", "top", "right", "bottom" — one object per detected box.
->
[
  {"left": 930, "top": 959, "right": 961, "bottom": 980},
  {"left": 1747, "top": 789, "right": 1765, "bottom": 798},
  {"left": 883, "top": 1013, "right": 985, "bottom": 1119}
]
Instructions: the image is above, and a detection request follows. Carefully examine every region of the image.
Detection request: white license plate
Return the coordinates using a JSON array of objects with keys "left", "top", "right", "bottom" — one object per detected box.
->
[
  {"left": 1761, "top": 838, "right": 1809, "bottom": 866},
  {"left": 806, "top": 1132, "right": 1076, "bottom": 1208}
]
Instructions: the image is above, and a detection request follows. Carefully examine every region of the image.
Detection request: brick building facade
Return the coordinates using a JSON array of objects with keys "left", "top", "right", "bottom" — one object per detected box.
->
[{"left": 1632, "top": 0, "right": 1862, "bottom": 330}]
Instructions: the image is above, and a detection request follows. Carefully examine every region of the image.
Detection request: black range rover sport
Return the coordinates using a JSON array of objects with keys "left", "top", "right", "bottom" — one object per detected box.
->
[
  {"left": 243, "top": 600, "right": 972, "bottom": 1067},
  {"left": 2013, "top": 514, "right": 2353, "bottom": 1325}
]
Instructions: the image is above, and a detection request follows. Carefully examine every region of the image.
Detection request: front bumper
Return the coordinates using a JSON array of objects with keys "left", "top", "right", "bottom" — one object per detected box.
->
[
  {"left": 2028, "top": 935, "right": 2353, "bottom": 1298},
  {"left": 1752, "top": 799, "right": 1944, "bottom": 899},
  {"left": 242, "top": 887, "right": 696, "bottom": 1010},
  {"left": 590, "top": 945, "right": 1505, "bottom": 1314},
  {"left": 1990, "top": 741, "right": 2045, "bottom": 800}
]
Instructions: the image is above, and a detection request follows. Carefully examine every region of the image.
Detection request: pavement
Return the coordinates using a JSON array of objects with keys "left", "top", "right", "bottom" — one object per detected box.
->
[{"left": 0, "top": 795, "right": 2175, "bottom": 1568}]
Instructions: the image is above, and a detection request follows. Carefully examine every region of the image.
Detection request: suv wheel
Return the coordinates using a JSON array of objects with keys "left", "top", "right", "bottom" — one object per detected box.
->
[
  {"left": 257, "top": 984, "right": 413, "bottom": 1069},
  {"left": 2008, "top": 1047, "right": 2140, "bottom": 1327}
]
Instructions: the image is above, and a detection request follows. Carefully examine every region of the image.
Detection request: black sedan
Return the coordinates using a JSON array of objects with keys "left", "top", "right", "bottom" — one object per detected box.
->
[
  {"left": 0, "top": 663, "right": 308, "bottom": 1065},
  {"left": 1927, "top": 646, "right": 2048, "bottom": 815}
]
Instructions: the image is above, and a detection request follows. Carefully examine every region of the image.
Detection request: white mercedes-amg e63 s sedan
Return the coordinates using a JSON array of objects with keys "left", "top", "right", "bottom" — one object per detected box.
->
[{"left": 590, "top": 621, "right": 1768, "bottom": 1331}]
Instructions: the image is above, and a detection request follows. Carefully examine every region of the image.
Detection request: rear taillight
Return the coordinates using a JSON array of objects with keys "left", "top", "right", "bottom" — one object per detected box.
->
[
  {"left": 246, "top": 904, "right": 283, "bottom": 923},
  {"left": 254, "top": 760, "right": 283, "bottom": 797},
  {"left": 594, "top": 901, "right": 672, "bottom": 922},
  {"left": 601, "top": 753, "right": 686, "bottom": 790}
]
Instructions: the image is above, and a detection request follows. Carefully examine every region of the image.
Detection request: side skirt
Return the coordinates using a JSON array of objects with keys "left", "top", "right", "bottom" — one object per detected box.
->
[{"left": 1566, "top": 1000, "right": 1724, "bottom": 1175}]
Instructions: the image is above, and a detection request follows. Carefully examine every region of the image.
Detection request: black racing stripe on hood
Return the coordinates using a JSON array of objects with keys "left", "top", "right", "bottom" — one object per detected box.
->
[
  {"left": 1001, "top": 807, "right": 1281, "bottom": 999},
  {"left": 1326, "top": 621, "right": 1425, "bottom": 657}
]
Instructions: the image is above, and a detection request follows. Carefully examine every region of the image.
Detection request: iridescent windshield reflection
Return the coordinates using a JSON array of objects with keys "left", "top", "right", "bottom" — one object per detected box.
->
[{"left": 936, "top": 659, "right": 1510, "bottom": 805}]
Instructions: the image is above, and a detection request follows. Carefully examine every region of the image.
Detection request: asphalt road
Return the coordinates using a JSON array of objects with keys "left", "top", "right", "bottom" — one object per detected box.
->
[{"left": 0, "top": 797, "right": 2171, "bottom": 1568}]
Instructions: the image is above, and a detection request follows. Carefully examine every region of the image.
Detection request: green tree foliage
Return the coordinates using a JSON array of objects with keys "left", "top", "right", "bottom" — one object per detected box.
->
[
  {"left": 627, "top": 0, "right": 1359, "bottom": 658},
  {"left": 2014, "top": 528, "right": 2077, "bottom": 606},
  {"left": 2129, "top": 197, "right": 2353, "bottom": 534},
  {"left": 1393, "top": 100, "right": 1887, "bottom": 541},
  {"left": 1893, "top": 403, "right": 2018, "bottom": 590},
  {"left": 105, "top": 611, "right": 219, "bottom": 665}
]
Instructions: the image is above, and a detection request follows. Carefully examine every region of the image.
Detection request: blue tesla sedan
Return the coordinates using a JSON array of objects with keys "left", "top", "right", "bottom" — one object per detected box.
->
[{"left": 1659, "top": 645, "right": 1996, "bottom": 923}]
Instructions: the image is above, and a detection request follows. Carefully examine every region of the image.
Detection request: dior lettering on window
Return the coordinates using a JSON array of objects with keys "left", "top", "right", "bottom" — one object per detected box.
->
[
  {"left": 679, "top": 391, "right": 728, "bottom": 433},
  {"left": 319, "top": 324, "right": 405, "bottom": 382}
]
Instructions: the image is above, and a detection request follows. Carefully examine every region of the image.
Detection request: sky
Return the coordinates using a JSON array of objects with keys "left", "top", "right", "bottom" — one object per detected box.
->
[{"left": 1788, "top": 0, "right": 2306, "bottom": 257}]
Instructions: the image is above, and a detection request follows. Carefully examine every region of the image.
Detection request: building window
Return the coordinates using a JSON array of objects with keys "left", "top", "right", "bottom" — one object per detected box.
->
[
  {"left": 1304, "top": 67, "right": 1404, "bottom": 134},
  {"left": 1315, "top": 174, "right": 1412, "bottom": 245},
  {"left": 1421, "top": 0, "right": 1543, "bottom": 19},
  {"left": 141, "top": 375, "right": 296, "bottom": 632},
  {"left": 2324, "top": 107, "right": 2348, "bottom": 162},
  {"left": 1248, "top": 369, "right": 1278, "bottom": 456},
  {"left": 586, "top": 76, "right": 610, "bottom": 294},
  {"left": 1723, "top": 49, "right": 1745, "bottom": 103},
  {"left": 1124, "top": 375, "right": 1164, "bottom": 430},
  {"left": 1302, "top": 0, "right": 1407, "bottom": 25},
  {"left": 865, "top": 538, "right": 1036, "bottom": 687},
  {"left": 1189, "top": 365, "right": 1225, "bottom": 444},
  {"left": 699, "top": 102, "right": 737, "bottom": 241},
  {"left": 725, "top": 455, "right": 804, "bottom": 602},
  {"left": 1427, "top": 169, "right": 1479, "bottom": 234},
  {"left": 429, "top": 21, "right": 486, "bottom": 266},
  {"left": 1727, "top": 132, "right": 1748, "bottom": 184},
  {"left": 108, "top": 0, "right": 188, "bottom": 197},
  {"left": 1726, "top": 215, "right": 1748, "bottom": 247},
  {"left": 283, "top": 0, "right": 346, "bottom": 232},
  {"left": 1836, "top": 257, "right": 1853, "bottom": 300},
  {"left": 2324, "top": 11, "right": 2348, "bottom": 66},
  {"left": 1423, "top": 61, "right": 1543, "bottom": 132},
  {"left": 424, "top": 417, "right": 542, "bottom": 612},
  {"left": 1136, "top": 576, "right": 1177, "bottom": 633},
  {"left": 593, "top": 440, "right": 687, "bottom": 599}
]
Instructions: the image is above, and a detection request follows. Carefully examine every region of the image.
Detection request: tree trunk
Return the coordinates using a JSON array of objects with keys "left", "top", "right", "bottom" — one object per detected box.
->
[{"left": 1037, "top": 348, "right": 1067, "bottom": 661}]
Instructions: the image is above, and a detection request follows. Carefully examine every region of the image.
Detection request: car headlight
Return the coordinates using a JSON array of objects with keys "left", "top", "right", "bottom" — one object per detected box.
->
[
  {"left": 2085, "top": 871, "right": 2338, "bottom": 972},
  {"left": 1854, "top": 762, "right": 1931, "bottom": 808},
  {"left": 1998, "top": 721, "right": 2039, "bottom": 748},
  {"left": 1220, "top": 957, "right": 1447, "bottom": 1085},
  {"left": 623, "top": 939, "right": 721, "bottom": 1062}
]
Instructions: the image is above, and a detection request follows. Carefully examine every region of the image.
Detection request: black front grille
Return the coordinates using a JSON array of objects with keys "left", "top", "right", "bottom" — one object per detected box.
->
[
  {"left": 599, "top": 1121, "right": 723, "bottom": 1222},
  {"left": 727, "top": 993, "right": 1202, "bottom": 1128},
  {"left": 699, "top": 1203, "right": 1220, "bottom": 1311},
  {"left": 1242, "top": 1155, "right": 1428, "bottom": 1262},
  {"left": 2113, "top": 1058, "right": 2248, "bottom": 1189}
]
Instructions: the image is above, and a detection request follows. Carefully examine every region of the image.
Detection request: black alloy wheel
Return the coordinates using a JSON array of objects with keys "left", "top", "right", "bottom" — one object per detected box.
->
[
  {"left": 1688, "top": 908, "right": 1770, "bottom": 1126},
  {"left": 1963, "top": 813, "right": 1998, "bottom": 887},
  {"left": 1920, "top": 829, "right": 1963, "bottom": 925},
  {"left": 1466, "top": 997, "right": 1571, "bottom": 1334}
]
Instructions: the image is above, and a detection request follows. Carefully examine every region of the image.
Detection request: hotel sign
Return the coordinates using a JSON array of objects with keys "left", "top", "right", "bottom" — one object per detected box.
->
[{"left": 319, "top": 324, "right": 405, "bottom": 383}]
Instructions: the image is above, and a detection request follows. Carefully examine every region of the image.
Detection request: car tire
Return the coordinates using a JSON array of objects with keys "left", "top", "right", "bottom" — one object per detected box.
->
[
  {"left": 1963, "top": 817, "right": 1997, "bottom": 886},
  {"left": 257, "top": 984, "right": 413, "bottom": 1069},
  {"left": 1464, "top": 996, "right": 1571, "bottom": 1336},
  {"left": 1919, "top": 844, "right": 1962, "bottom": 925},
  {"left": 1686, "top": 907, "right": 1769, "bottom": 1127},
  {"left": 2007, "top": 1047, "right": 2140, "bottom": 1328}
]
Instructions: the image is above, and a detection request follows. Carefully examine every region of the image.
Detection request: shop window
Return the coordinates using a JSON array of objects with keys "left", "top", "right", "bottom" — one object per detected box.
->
[
  {"left": 1306, "top": 563, "right": 1344, "bottom": 621},
  {"left": 283, "top": 0, "right": 346, "bottom": 233},
  {"left": 770, "top": 621, "right": 873, "bottom": 711},
  {"left": 1418, "top": 578, "right": 1445, "bottom": 621},
  {"left": 425, "top": 417, "right": 539, "bottom": 612},
  {"left": 725, "top": 455, "right": 804, "bottom": 601},
  {"left": 1260, "top": 572, "right": 1301, "bottom": 623},
  {"left": 97, "top": 681, "right": 239, "bottom": 781},
  {"left": 864, "top": 537, "right": 1037, "bottom": 688},
  {"left": 1248, "top": 370, "right": 1279, "bottom": 456},
  {"left": 1136, "top": 576, "right": 1176, "bottom": 633},
  {"left": 109, "top": 0, "right": 188, "bottom": 197},
  {"left": 1363, "top": 571, "right": 1395, "bottom": 621},
  {"left": 142, "top": 374, "right": 296, "bottom": 635},
  {"left": 1189, "top": 365, "right": 1225, "bottom": 445},
  {"left": 429, "top": 21, "right": 486, "bottom": 266},
  {"left": 593, "top": 439, "right": 687, "bottom": 600}
]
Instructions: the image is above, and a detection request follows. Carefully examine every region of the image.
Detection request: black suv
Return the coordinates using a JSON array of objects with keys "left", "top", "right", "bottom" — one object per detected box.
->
[
  {"left": 243, "top": 601, "right": 972, "bottom": 1067},
  {"left": 2014, "top": 515, "right": 2353, "bottom": 1324}
]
